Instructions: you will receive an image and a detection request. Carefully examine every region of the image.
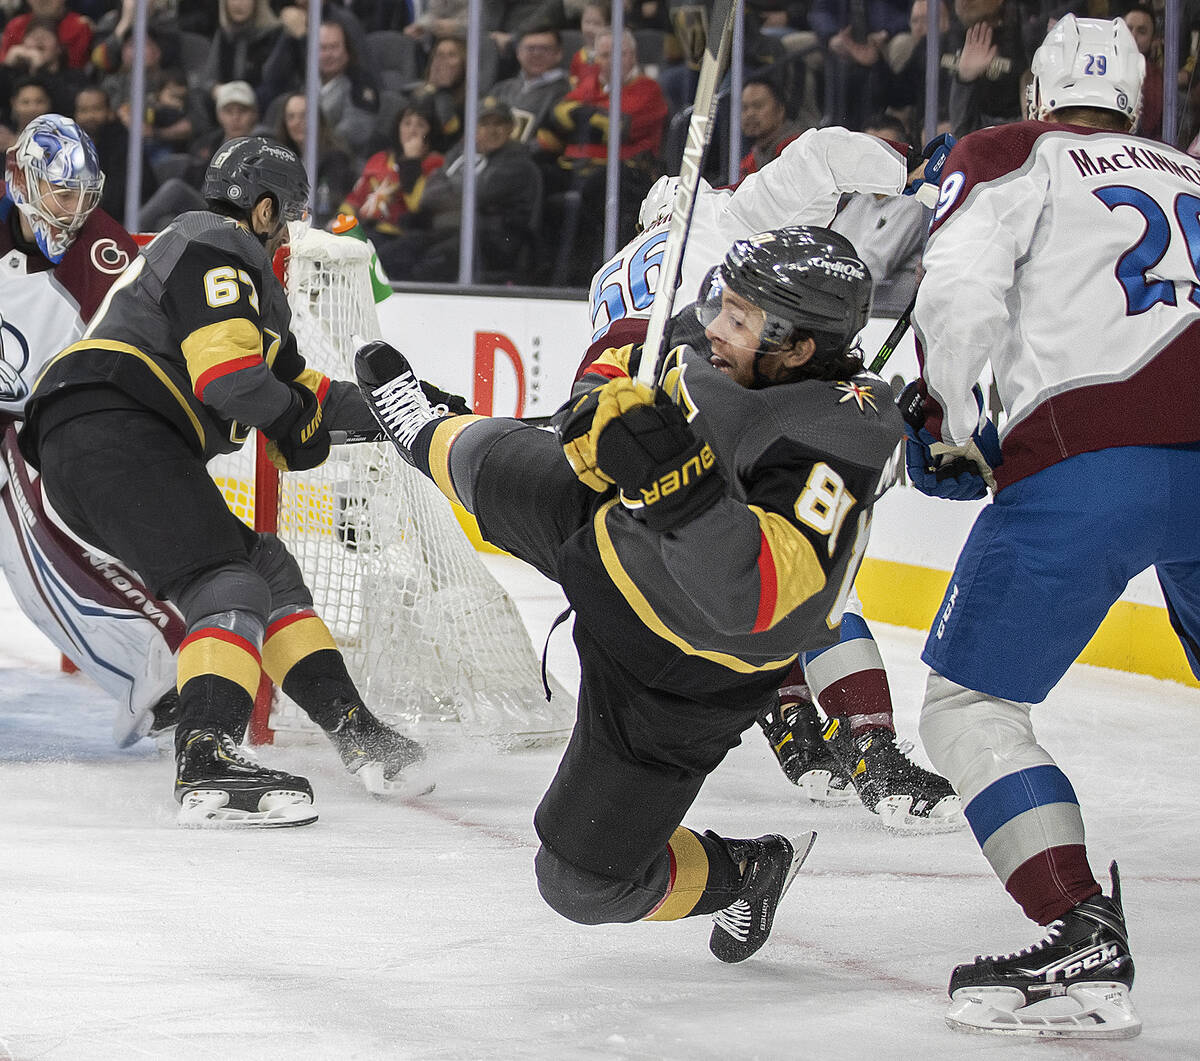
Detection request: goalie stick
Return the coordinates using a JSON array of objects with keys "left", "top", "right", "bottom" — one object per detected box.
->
[{"left": 636, "top": 0, "right": 740, "bottom": 387}]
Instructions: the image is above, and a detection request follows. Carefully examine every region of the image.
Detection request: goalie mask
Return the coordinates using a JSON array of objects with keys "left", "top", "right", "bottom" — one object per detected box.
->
[
  {"left": 696, "top": 225, "right": 872, "bottom": 386},
  {"left": 1030, "top": 14, "right": 1144, "bottom": 125},
  {"left": 5, "top": 114, "right": 104, "bottom": 264},
  {"left": 202, "top": 136, "right": 310, "bottom": 233}
]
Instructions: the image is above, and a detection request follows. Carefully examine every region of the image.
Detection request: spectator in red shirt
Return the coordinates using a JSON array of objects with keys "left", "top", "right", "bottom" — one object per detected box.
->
[{"left": 0, "top": 0, "right": 93, "bottom": 70}]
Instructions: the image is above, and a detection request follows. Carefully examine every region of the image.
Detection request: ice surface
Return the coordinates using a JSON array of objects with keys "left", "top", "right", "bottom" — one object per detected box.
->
[{"left": 0, "top": 555, "right": 1195, "bottom": 1060}]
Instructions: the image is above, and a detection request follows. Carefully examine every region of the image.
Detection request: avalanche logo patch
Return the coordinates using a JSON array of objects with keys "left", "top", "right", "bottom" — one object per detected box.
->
[
  {"left": 90, "top": 237, "right": 131, "bottom": 275},
  {"left": 834, "top": 380, "right": 878, "bottom": 413}
]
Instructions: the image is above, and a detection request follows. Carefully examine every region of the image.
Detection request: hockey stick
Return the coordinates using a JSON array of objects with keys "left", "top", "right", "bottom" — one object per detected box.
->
[
  {"left": 636, "top": 0, "right": 740, "bottom": 387},
  {"left": 868, "top": 292, "right": 917, "bottom": 375}
]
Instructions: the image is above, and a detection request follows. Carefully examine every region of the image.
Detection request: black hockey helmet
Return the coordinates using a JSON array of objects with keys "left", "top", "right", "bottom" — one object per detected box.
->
[
  {"left": 698, "top": 225, "right": 873, "bottom": 367},
  {"left": 202, "top": 136, "right": 310, "bottom": 223}
]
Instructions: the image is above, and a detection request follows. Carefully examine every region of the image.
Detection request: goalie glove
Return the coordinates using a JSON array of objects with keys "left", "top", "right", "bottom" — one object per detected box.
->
[
  {"left": 263, "top": 382, "right": 331, "bottom": 472},
  {"left": 899, "top": 379, "right": 1001, "bottom": 501}
]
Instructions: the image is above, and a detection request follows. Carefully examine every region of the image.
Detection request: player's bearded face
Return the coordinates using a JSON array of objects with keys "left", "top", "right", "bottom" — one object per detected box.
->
[{"left": 703, "top": 288, "right": 773, "bottom": 388}]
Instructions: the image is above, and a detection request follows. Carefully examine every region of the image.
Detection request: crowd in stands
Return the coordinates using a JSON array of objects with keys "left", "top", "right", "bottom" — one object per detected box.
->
[{"left": 0, "top": 0, "right": 1193, "bottom": 290}]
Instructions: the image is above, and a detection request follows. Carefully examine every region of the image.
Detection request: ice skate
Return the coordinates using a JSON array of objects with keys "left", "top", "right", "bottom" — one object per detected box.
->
[
  {"left": 355, "top": 340, "right": 448, "bottom": 465},
  {"left": 946, "top": 863, "right": 1140, "bottom": 1039},
  {"left": 824, "top": 718, "right": 965, "bottom": 832},
  {"left": 709, "top": 831, "right": 817, "bottom": 963},
  {"left": 174, "top": 729, "right": 317, "bottom": 828},
  {"left": 757, "top": 694, "right": 856, "bottom": 805},
  {"left": 326, "top": 703, "right": 434, "bottom": 797}
]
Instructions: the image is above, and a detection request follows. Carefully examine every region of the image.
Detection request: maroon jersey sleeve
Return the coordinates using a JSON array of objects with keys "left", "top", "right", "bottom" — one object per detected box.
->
[{"left": 53, "top": 210, "right": 140, "bottom": 324}]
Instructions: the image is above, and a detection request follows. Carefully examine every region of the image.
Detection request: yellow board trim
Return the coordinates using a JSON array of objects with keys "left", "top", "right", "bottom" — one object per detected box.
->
[
  {"left": 592, "top": 498, "right": 796, "bottom": 674},
  {"left": 855, "top": 557, "right": 1200, "bottom": 689},
  {"left": 644, "top": 827, "right": 710, "bottom": 921},
  {"left": 39, "top": 339, "right": 207, "bottom": 451}
]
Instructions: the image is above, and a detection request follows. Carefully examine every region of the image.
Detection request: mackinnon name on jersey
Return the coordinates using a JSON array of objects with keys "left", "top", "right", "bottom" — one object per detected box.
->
[{"left": 1068, "top": 143, "right": 1200, "bottom": 184}]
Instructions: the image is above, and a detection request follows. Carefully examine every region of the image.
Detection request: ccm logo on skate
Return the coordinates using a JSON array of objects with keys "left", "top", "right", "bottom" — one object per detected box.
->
[
  {"left": 936, "top": 582, "right": 959, "bottom": 639},
  {"left": 1045, "top": 943, "right": 1120, "bottom": 981}
]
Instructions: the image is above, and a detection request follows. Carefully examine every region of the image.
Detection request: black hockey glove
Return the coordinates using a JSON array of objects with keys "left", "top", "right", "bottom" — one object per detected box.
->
[
  {"left": 264, "top": 383, "right": 331, "bottom": 472},
  {"left": 419, "top": 379, "right": 471, "bottom": 416},
  {"left": 595, "top": 392, "right": 724, "bottom": 531}
]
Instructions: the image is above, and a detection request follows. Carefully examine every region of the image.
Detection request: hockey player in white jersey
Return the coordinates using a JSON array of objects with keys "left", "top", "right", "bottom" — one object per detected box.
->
[
  {"left": 0, "top": 114, "right": 184, "bottom": 747},
  {"left": 903, "top": 15, "right": 1194, "bottom": 1038},
  {"left": 584, "top": 124, "right": 964, "bottom": 832}
]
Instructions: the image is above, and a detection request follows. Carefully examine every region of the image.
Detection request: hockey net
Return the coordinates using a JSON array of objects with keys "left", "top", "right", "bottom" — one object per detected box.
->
[{"left": 208, "top": 226, "right": 574, "bottom": 748}]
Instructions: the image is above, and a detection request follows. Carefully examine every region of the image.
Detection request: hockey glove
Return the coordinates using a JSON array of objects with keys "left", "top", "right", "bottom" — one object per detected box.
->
[
  {"left": 594, "top": 392, "right": 724, "bottom": 531},
  {"left": 264, "top": 383, "right": 331, "bottom": 472},
  {"left": 905, "top": 132, "right": 956, "bottom": 208},
  {"left": 419, "top": 379, "right": 471, "bottom": 416},
  {"left": 899, "top": 379, "right": 1001, "bottom": 501},
  {"left": 558, "top": 376, "right": 657, "bottom": 491}
]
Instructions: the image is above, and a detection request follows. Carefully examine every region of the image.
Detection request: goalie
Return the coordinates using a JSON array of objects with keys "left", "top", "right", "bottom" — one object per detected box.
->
[
  {"left": 0, "top": 113, "right": 185, "bottom": 748},
  {"left": 20, "top": 136, "right": 427, "bottom": 828},
  {"left": 358, "top": 226, "right": 902, "bottom": 961}
]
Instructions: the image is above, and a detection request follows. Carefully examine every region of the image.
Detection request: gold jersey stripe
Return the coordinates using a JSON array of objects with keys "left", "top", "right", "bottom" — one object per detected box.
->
[
  {"left": 428, "top": 415, "right": 487, "bottom": 505},
  {"left": 592, "top": 499, "right": 797, "bottom": 674},
  {"left": 643, "top": 827, "right": 711, "bottom": 921},
  {"left": 261, "top": 614, "right": 339, "bottom": 685},
  {"left": 750, "top": 506, "right": 827, "bottom": 630},
  {"left": 182, "top": 317, "right": 263, "bottom": 397},
  {"left": 178, "top": 632, "right": 261, "bottom": 699},
  {"left": 37, "top": 340, "right": 207, "bottom": 450}
]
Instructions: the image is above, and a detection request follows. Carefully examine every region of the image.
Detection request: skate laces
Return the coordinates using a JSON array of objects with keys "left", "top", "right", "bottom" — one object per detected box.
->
[
  {"left": 371, "top": 371, "right": 435, "bottom": 446},
  {"left": 712, "top": 899, "right": 752, "bottom": 941},
  {"left": 979, "top": 921, "right": 1064, "bottom": 963}
]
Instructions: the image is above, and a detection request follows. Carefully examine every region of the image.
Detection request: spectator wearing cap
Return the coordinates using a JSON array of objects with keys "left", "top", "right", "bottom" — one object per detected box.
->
[
  {"left": 379, "top": 96, "right": 543, "bottom": 284},
  {"left": 340, "top": 97, "right": 446, "bottom": 244},
  {"left": 0, "top": 0, "right": 92, "bottom": 70},
  {"left": 74, "top": 84, "right": 160, "bottom": 219},
  {"left": 735, "top": 75, "right": 806, "bottom": 183},
  {"left": 198, "top": 0, "right": 284, "bottom": 105},
  {"left": 487, "top": 26, "right": 571, "bottom": 143}
]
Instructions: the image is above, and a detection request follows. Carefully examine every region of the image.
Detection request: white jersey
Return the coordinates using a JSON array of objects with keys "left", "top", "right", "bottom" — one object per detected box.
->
[
  {"left": 914, "top": 121, "right": 1200, "bottom": 489},
  {"left": 587, "top": 127, "right": 909, "bottom": 347},
  {"left": 0, "top": 198, "right": 135, "bottom": 417}
]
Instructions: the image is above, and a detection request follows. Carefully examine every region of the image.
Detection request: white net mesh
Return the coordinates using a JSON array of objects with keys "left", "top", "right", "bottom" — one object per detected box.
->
[{"left": 210, "top": 228, "right": 573, "bottom": 748}]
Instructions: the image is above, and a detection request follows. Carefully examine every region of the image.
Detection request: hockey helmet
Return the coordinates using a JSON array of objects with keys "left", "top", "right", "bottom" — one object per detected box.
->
[
  {"left": 637, "top": 173, "right": 714, "bottom": 232},
  {"left": 1030, "top": 14, "right": 1144, "bottom": 124},
  {"left": 202, "top": 136, "right": 310, "bottom": 225},
  {"left": 5, "top": 114, "right": 104, "bottom": 264},
  {"left": 697, "top": 225, "right": 872, "bottom": 363}
]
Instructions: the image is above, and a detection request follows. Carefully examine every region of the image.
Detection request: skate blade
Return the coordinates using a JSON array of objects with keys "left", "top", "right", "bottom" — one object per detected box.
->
[
  {"left": 947, "top": 983, "right": 1142, "bottom": 1039},
  {"left": 796, "top": 769, "right": 857, "bottom": 806},
  {"left": 784, "top": 830, "right": 818, "bottom": 894},
  {"left": 177, "top": 789, "right": 318, "bottom": 829},
  {"left": 356, "top": 762, "right": 436, "bottom": 799},
  {"left": 873, "top": 793, "right": 966, "bottom": 834}
]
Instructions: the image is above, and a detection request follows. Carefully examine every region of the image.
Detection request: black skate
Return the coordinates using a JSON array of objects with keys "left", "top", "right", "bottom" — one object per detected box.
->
[
  {"left": 824, "top": 718, "right": 964, "bottom": 832},
  {"left": 327, "top": 703, "right": 434, "bottom": 797},
  {"left": 946, "top": 863, "right": 1140, "bottom": 1039},
  {"left": 355, "top": 340, "right": 448, "bottom": 465},
  {"left": 709, "top": 831, "right": 817, "bottom": 963},
  {"left": 757, "top": 694, "right": 855, "bottom": 805},
  {"left": 174, "top": 729, "right": 316, "bottom": 828}
]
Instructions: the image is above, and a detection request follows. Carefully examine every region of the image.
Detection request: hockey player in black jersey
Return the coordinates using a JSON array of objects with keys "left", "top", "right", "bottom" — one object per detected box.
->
[
  {"left": 357, "top": 226, "right": 903, "bottom": 961},
  {"left": 19, "top": 137, "right": 426, "bottom": 827}
]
